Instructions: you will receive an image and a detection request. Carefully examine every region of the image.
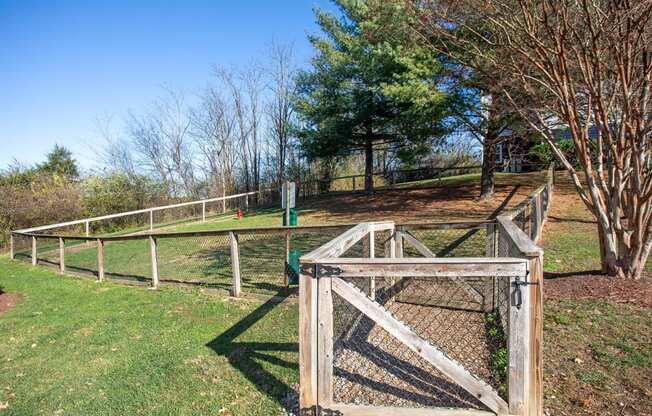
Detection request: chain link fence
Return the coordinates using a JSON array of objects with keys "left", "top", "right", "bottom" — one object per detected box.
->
[{"left": 331, "top": 272, "right": 511, "bottom": 410}]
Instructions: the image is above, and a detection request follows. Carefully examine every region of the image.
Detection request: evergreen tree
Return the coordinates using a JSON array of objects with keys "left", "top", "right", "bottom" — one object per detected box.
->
[
  {"left": 295, "top": 0, "right": 450, "bottom": 194},
  {"left": 37, "top": 144, "right": 79, "bottom": 178}
]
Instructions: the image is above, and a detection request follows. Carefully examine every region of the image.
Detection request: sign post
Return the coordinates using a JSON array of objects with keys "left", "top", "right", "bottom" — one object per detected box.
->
[{"left": 281, "top": 181, "right": 296, "bottom": 226}]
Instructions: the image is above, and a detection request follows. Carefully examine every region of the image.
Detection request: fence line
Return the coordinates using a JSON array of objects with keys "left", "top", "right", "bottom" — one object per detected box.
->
[
  {"left": 14, "top": 189, "right": 268, "bottom": 235},
  {"left": 10, "top": 164, "right": 486, "bottom": 238},
  {"left": 297, "top": 165, "right": 482, "bottom": 198}
]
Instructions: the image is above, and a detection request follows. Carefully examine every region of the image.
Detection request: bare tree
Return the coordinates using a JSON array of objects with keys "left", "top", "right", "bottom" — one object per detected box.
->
[
  {"left": 95, "top": 114, "right": 138, "bottom": 178},
  {"left": 127, "top": 88, "right": 196, "bottom": 198},
  {"left": 414, "top": 0, "right": 652, "bottom": 278},
  {"left": 266, "top": 42, "right": 297, "bottom": 187},
  {"left": 191, "top": 87, "right": 238, "bottom": 197}
]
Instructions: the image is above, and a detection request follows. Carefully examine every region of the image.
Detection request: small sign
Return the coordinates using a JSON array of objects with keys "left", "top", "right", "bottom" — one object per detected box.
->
[{"left": 281, "top": 181, "right": 296, "bottom": 209}]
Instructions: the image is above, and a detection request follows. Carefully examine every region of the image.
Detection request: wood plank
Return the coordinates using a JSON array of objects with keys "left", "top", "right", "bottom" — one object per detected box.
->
[
  {"left": 316, "top": 261, "right": 527, "bottom": 278},
  {"left": 496, "top": 216, "right": 542, "bottom": 257},
  {"left": 97, "top": 239, "right": 105, "bottom": 282},
  {"left": 302, "top": 223, "right": 371, "bottom": 261},
  {"left": 314, "top": 257, "right": 527, "bottom": 265},
  {"left": 59, "top": 237, "right": 65, "bottom": 274},
  {"left": 368, "top": 230, "right": 375, "bottom": 300},
  {"left": 528, "top": 254, "right": 544, "bottom": 416},
  {"left": 401, "top": 231, "right": 436, "bottom": 257},
  {"left": 9, "top": 233, "right": 14, "bottom": 260},
  {"left": 299, "top": 263, "right": 317, "bottom": 412},
  {"left": 31, "top": 236, "right": 37, "bottom": 266},
  {"left": 397, "top": 221, "right": 491, "bottom": 230},
  {"left": 15, "top": 190, "right": 262, "bottom": 234},
  {"left": 325, "top": 404, "right": 495, "bottom": 416},
  {"left": 229, "top": 232, "right": 241, "bottom": 297},
  {"left": 509, "top": 275, "right": 530, "bottom": 415},
  {"left": 149, "top": 236, "right": 159, "bottom": 289},
  {"left": 317, "top": 273, "right": 334, "bottom": 406},
  {"left": 332, "top": 277, "right": 509, "bottom": 415}
]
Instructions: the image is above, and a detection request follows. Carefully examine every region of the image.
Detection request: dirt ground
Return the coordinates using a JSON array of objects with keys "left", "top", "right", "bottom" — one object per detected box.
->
[
  {"left": 545, "top": 274, "right": 652, "bottom": 309},
  {"left": 302, "top": 172, "right": 546, "bottom": 224},
  {"left": 0, "top": 290, "right": 21, "bottom": 315}
]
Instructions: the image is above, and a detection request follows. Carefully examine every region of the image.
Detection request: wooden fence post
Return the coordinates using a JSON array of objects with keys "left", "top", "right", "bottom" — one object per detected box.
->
[
  {"left": 395, "top": 229, "right": 404, "bottom": 258},
  {"left": 245, "top": 194, "right": 249, "bottom": 211},
  {"left": 9, "top": 233, "right": 14, "bottom": 260},
  {"left": 352, "top": 176, "right": 356, "bottom": 192},
  {"left": 317, "top": 269, "right": 334, "bottom": 407},
  {"left": 149, "top": 209, "right": 154, "bottom": 231},
  {"left": 528, "top": 253, "right": 544, "bottom": 416},
  {"left": 229, "top": 231, "right": 241, "bottom": 297},
  {"left": 59, "top": 237, "right": 65, "bottom": 274},
  {"left": 299, "top": 262, "right": 317, "bottom": 414},
  {"left": 85, "top": 221, "right": 90, "bottom": 237},
  {"left": 97, "top": 239, "right": 105, "bottom": 282},
  {"left": 368, "top": 229, "right": 375, "bottom": 300},
  {"left": 284, "top": 230, "right": 291, "bottom": 289},
  {"left": 149, "top": 236, "right": 159, "bottom": 289},
  {"left": 31, "top": 236, "right": 37, "bottom": 266},
  {"left": 202, "top": 201, "right": 206, "bottom": 222},
  {"left": 508, "top": 272, "right": 531, "bottom": 416}
]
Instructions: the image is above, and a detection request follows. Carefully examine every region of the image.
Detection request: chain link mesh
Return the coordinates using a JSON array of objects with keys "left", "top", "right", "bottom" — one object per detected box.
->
[
  {"left": 401, "top": 226, "right": 490, "bottom": 258},
  {"left": 331, "top": 273, "right": 511, "bottom": 409},
  {"left": 156, "top": 234, "right": 232, "bottom": 290},
  {"left": 34, "top": 236, "right": 60, "bottom": 269},
  {"left": 64, "top": 239, "right": 98, "bottom": 277},
  {"left": 103, "top": 239, "right": 152, "bottom": 283},
  {"left": 11, "top": 234, "right": 33, "bottom": 263}
]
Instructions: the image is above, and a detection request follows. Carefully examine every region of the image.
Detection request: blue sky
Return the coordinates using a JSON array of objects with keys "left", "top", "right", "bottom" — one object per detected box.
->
[{"left": 0, "top": 0, "right": 334, "bottom": 170}]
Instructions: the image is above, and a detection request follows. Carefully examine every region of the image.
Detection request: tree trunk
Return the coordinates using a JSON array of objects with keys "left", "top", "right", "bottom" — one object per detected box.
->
[
  {"left": 595, "top": 219, "right": 650, "bottom": 279},
  {"left": 480, "top": 133, "right": 497, "bottom": 199},
  {"left": 364, "top": 129, "right": 374, "bottom": 195}
]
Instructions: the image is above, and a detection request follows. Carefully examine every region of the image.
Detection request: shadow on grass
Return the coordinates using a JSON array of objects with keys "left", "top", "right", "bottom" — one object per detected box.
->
[
  {"left": 424, "top": 185, "right": 521, "bottom": 258},
  {"left": 206, "top": 294, "right": 298, "bottom": 411}
]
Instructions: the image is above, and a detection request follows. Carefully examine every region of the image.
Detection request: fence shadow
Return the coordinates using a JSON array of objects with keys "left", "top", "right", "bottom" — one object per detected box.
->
[
  {"left": 436, "top": 185, "right": 521, "bottom": 257},
  {"left": 206, "top": 294, "right": 298, "bottom": 411}
]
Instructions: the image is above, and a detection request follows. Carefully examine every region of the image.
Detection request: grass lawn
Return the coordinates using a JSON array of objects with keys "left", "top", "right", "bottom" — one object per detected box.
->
[
  {"left": 540, "top": 172, "right": 652, "bottom": 415},
  {"left": 0, "top": 256, "right": 299, "bottom": 415},
  {"left": 4, "top": 169, "right": 647, "bottom": 415}
]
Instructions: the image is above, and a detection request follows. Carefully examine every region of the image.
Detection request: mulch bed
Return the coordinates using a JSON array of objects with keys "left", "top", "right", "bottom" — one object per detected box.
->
[
  {"left": 0, "top": 290, "right": 22, "bottom": 315},
  {"left": 544, "top": 275, "right": 652, "bottom": 308}
]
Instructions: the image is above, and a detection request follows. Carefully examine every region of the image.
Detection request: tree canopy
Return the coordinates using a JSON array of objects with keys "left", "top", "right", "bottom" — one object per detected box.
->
[{"left": 294, "top": 0, "right": 451, "bottom": 193}]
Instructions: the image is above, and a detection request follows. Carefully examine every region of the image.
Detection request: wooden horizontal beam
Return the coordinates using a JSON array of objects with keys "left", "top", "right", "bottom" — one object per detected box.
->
[
  {"left": 13, "top": 190, "right": 264, "bottom": 234},
  {"left": 397, "top": 221, "right": 493, "bottom": 230},
  {"left": 496, "top": 216, "right": 542, "bottom": 257},
  {"left": 301, "top": 223, "right": 371, "bottom": 261},
  {"left": 301, "top": 222, "right": 394, "bottom": 262},
  {"left": 11, "top": 223, "right": 357, "bottom": 242},
  {"left": 315, "top": 259, "right": 527, "bottom": 278},
  {"left": 324, "top": 404, "right": 495, "bottom": 416}
]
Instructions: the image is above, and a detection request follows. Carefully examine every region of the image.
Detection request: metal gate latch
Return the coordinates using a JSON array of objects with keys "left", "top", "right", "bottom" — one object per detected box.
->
[{"left": 513, "top": 277, "right": 539, "bottom": 309}]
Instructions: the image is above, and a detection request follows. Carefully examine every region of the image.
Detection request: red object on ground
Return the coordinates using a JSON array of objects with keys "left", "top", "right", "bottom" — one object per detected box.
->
[{"left": 236, "top": 208, "right": 244, "bottom": 220}]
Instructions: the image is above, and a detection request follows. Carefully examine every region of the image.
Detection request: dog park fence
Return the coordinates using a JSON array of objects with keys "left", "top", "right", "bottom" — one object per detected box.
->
[
  {"left": 298, "top": 165, "right": 482, "bottom": 197},
  {"left": 297, "top": 171, "right": 554, "bottom": 415},
  {"left": 12, "top": 189, "right": 276, "bottom": 238}
]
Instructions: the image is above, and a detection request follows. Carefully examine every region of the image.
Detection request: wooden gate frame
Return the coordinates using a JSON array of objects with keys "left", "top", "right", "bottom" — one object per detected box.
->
[{"left": 299, "top": 221, "right": 540, "bottom": 416}]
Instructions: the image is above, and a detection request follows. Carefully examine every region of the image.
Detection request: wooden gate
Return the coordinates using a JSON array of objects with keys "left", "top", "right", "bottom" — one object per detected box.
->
[{"left": 299, "top": 221, "right": 540, "bottom": 416}]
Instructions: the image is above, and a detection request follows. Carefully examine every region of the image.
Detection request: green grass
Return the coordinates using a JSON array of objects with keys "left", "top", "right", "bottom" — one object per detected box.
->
[
  {"left": 544, "top": 298, "right": 652, "bottom": 414},
  {"left": 0, "top": 256, "right": 299, "bottom": 415},
  {"left": 380, "top": 172, "right": 482, "bottom": 190}
]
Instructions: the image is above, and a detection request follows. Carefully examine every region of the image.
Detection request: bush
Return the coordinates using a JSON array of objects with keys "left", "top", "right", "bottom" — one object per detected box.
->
[{"left": 0, "top": 173, "right": 83, "bottom": 246}]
